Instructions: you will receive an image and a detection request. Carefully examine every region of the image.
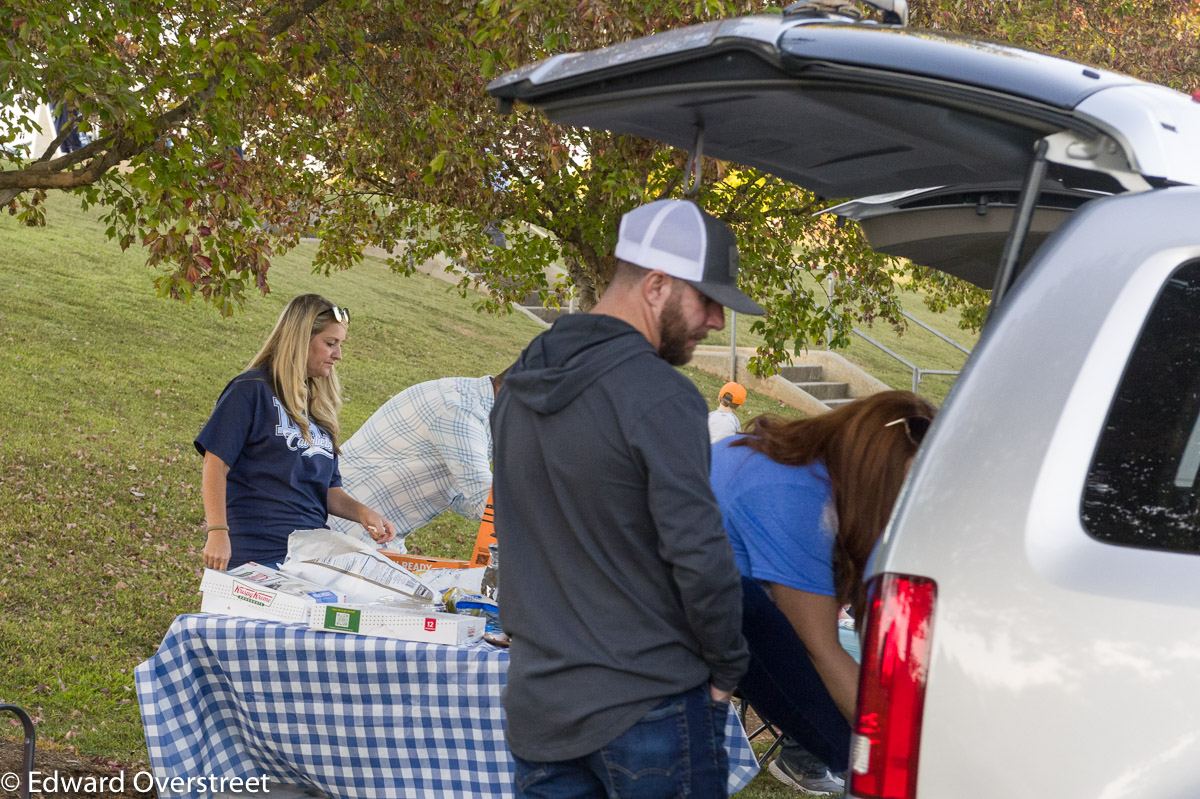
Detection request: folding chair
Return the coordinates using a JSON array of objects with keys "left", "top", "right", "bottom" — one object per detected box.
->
[
  {"left": 734, "top": 692, "right": 786, "bottom": 766},
  {"left": 1, "top": 703, "right": 34, "bottom": 799}
]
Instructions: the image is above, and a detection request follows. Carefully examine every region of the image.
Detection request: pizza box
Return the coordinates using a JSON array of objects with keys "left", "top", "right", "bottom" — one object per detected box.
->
[
  {"left": 199, "top": 563, "right": 346, "bottom": 625},
  {"left": 379, "top": 552, "right": 472, "bottom": 571},
  {"left": 310, "top": 603, "right": 483, "bottom": 646}
]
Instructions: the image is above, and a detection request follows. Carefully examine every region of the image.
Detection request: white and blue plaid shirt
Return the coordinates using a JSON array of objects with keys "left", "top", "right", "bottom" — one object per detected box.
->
[{"left": 329, "top": 376, "right": 494, "bottom": 549}]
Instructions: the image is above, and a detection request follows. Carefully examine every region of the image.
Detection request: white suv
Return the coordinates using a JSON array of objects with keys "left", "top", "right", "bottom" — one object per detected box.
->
[{"left": 489, "top": 3, "right": 1200, "bottom": 798}]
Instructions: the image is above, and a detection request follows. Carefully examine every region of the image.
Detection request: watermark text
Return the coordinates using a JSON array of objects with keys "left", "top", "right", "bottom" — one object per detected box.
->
[{"left": 2, "top": 769, "right": 271, "bottom": 795}]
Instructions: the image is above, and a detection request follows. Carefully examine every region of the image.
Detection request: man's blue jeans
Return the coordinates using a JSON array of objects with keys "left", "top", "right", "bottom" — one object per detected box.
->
[{"left": 512, "top": 684, "right": 729, "bottom": 799}]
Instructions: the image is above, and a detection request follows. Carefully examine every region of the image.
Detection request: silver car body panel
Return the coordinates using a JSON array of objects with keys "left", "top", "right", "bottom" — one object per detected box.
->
[
  {"left": 1026, "top": 241, "right": 1200, "bottom": 607},
  {"left": 872, "top": 187, "right": 1200, "bottom": 799},
  {"left": 1074, "top": 84, "right": 1200, "bottom": 186}
]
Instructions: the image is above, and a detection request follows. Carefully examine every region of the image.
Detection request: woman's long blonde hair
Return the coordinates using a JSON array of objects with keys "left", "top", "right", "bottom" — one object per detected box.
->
[
  {"left": 248, "top": 294, "right": 344, "bottom": 453},
  {"left": 732, "top": 390, "right": 936, "bottom": 618}
]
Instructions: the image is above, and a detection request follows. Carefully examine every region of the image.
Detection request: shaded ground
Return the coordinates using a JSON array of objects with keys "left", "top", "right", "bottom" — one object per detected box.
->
[{"left": 0, "top": 738, "right": 152, "bottom": 799}]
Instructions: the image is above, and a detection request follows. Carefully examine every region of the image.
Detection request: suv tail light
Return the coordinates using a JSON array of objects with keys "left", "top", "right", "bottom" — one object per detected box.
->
[{"left": 849, "top": 573, "right": 937, "bottom": 799}]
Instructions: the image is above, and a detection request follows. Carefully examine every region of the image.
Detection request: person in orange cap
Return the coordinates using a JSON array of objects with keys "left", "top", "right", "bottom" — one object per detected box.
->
[{"left": 708, "top": 381, "right": 747, "bottom": 443}]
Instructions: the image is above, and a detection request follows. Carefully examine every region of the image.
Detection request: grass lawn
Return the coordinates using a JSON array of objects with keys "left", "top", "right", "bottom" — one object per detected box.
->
[
  {"left": 0, "top": 192, "right": 953, "bottom": 796},
  {"left": 0, "top": 192, "right": 549, "bottom": 763}
]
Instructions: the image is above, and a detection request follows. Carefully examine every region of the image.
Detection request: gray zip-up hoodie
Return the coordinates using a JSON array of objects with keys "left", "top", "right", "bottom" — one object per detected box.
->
[{"left": 492, "top": 313, "right": 749, "bottom": 761}]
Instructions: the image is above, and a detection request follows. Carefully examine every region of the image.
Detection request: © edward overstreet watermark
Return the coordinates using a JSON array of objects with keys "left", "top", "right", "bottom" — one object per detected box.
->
[{"left": 2, "top": 769, "right": 272, "bottom": 795}]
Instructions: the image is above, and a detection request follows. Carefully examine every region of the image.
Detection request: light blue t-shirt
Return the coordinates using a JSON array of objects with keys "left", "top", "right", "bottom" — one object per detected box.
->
[{"left": 709, "top": 436, "right": 837, "bottom": 597}]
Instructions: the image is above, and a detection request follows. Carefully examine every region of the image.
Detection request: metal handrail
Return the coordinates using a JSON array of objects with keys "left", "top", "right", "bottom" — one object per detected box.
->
[
  {"left": 903, "top": 312, "right": 972, "bottom": 355},
  {"left": 852, "top": 309, "right": 971, "bottom": 393},
  {"left": 852, "top": 328, "right": 917, "bottom": 371},
  {"left": 822, "top": 274, "right": 973, "bottom": 395},
  {"left": 726, "top": 277, "right": 974, "bottom": 392}
]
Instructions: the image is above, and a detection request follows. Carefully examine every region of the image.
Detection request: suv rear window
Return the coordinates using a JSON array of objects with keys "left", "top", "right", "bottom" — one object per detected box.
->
[{"left": 1082, "top": 259, "right": 1200, "bottom": 554}]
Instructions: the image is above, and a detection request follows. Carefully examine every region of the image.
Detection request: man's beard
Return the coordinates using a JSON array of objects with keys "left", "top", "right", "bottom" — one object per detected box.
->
[{"left": 657, "top": 289, "right": 694, "bottom": 366}]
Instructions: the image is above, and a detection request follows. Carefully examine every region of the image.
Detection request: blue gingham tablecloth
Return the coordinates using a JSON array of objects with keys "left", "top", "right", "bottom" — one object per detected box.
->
[{"left": 135, "top": 614, "right": 759, "bottom": 799}]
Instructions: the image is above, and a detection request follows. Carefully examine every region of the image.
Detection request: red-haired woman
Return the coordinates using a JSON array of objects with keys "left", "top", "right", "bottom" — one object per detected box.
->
[{"left": 709, "top": 390, "right": 935, "bottom": 789}]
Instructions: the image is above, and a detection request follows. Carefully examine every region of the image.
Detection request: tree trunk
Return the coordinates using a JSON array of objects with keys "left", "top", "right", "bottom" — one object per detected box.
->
[
  {"left": 564, "top": 255, "right": 598, "bottom": 310},
  {"left": 565, "top": 249, "right": 617, "bottom": 311}
]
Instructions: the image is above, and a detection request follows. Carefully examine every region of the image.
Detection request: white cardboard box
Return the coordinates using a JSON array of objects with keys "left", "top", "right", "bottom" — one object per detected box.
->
[
  {"left": 309, "top": 603, "right": 483, "bottom": 646},
  {"left": 199, "top": 563, "right": 346, "bottom": 625}
]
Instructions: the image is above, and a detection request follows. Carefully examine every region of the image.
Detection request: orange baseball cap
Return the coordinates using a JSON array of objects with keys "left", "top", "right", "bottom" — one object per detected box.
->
[{"left": 719, "top": 382, "right": 747, "bottom": 406}]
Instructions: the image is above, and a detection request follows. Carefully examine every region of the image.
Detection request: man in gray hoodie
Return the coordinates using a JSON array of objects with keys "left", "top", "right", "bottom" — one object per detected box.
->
[{"left": 492, "top": 199, "right": 765, "bottom": 799}]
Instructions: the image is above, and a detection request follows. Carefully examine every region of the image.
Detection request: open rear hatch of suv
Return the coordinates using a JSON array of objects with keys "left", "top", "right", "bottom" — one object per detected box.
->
[
  {"left": 488, "top": 9, "right": 1200, "bottom": 296},
  {"left": 823, "top": 183, "right": 1103, "bottom": 288}
]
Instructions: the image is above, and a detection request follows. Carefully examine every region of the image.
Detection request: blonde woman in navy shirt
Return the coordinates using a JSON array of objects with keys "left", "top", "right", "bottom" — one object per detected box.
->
[{"left": 196, "top": 294, "right": 396, "bottom": 570}]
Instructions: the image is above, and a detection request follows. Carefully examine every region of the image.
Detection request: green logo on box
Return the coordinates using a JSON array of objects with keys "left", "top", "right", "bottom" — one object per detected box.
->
[{"left": 324, "top": 606, "right": 360, "bottom": 633}]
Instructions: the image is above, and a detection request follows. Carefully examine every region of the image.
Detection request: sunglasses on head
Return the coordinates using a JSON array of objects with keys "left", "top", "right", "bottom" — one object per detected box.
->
[
  {"left": 884, "top": 415, "right": 932, "bottom": 446},
  {"left": 329, "top": 306, "right": 350, "bottom": 324}
]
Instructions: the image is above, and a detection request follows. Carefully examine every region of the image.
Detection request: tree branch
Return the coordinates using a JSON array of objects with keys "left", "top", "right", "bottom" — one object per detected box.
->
[
  {"left": 310, "top": 22, "right": 411, "bottom": 62},
  {"left": 35, "top": 120, "right": 76, "bottom": 164},
  {"left": 261, "top": 0, "right": 332, "bottom": 40},
  {"left": 726, "top": 173, "right": 778, "bottom": 218},
  {"left": 1076, "top": 1, "right": 1122, "bottom": 56},
  {"left": 654, "top": 171, "right": 683, "bottom": 200},
  {"left": 0, "top": 0, "right": 333, "bottom": 195}
]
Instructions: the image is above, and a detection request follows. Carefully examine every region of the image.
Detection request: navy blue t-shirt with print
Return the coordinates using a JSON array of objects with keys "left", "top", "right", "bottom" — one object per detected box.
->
[{"left": 195, "top": 369, "right": 342, "bottom": 568}]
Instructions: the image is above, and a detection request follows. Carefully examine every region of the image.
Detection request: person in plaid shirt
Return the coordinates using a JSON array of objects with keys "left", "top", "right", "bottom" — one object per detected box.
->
[{"left": 328, "top": 372, "right": 504, "bottom": 552}]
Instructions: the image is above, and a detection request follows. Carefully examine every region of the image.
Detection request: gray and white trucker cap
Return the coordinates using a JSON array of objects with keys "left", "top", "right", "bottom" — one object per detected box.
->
[{"left": 615, "top": 199, "right": 765, "bottom": 315}]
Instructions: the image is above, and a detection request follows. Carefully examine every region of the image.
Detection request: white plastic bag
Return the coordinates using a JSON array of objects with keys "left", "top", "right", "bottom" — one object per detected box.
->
[
  {"left": 419, "top": 566, "right": 486, "bottom": 595},
  {"left": 281, "top": 529, "right": 435, "bottom": 603}
]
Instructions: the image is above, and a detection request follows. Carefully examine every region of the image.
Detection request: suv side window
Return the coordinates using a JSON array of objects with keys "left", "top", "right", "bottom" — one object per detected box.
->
[{"left": 1082, "top": 259, "right": 1200, "bottom": 554}]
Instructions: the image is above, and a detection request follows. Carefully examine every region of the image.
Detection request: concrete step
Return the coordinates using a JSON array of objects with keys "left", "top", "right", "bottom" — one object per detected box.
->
[
  {"left": 778, "top": 364, "right": 823, "bottom": 383},
  {"left": 793, "top": 381, "right": 851, "bottom": 401},
  {"left": 690, "top": 345, "right": 894, "bottom": 416},
  {"left": 823, "top": 397, "right": 858, "bottom": 409},
  {"left": 522, "top": 306, "right": 569, "bottom": 324}
]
